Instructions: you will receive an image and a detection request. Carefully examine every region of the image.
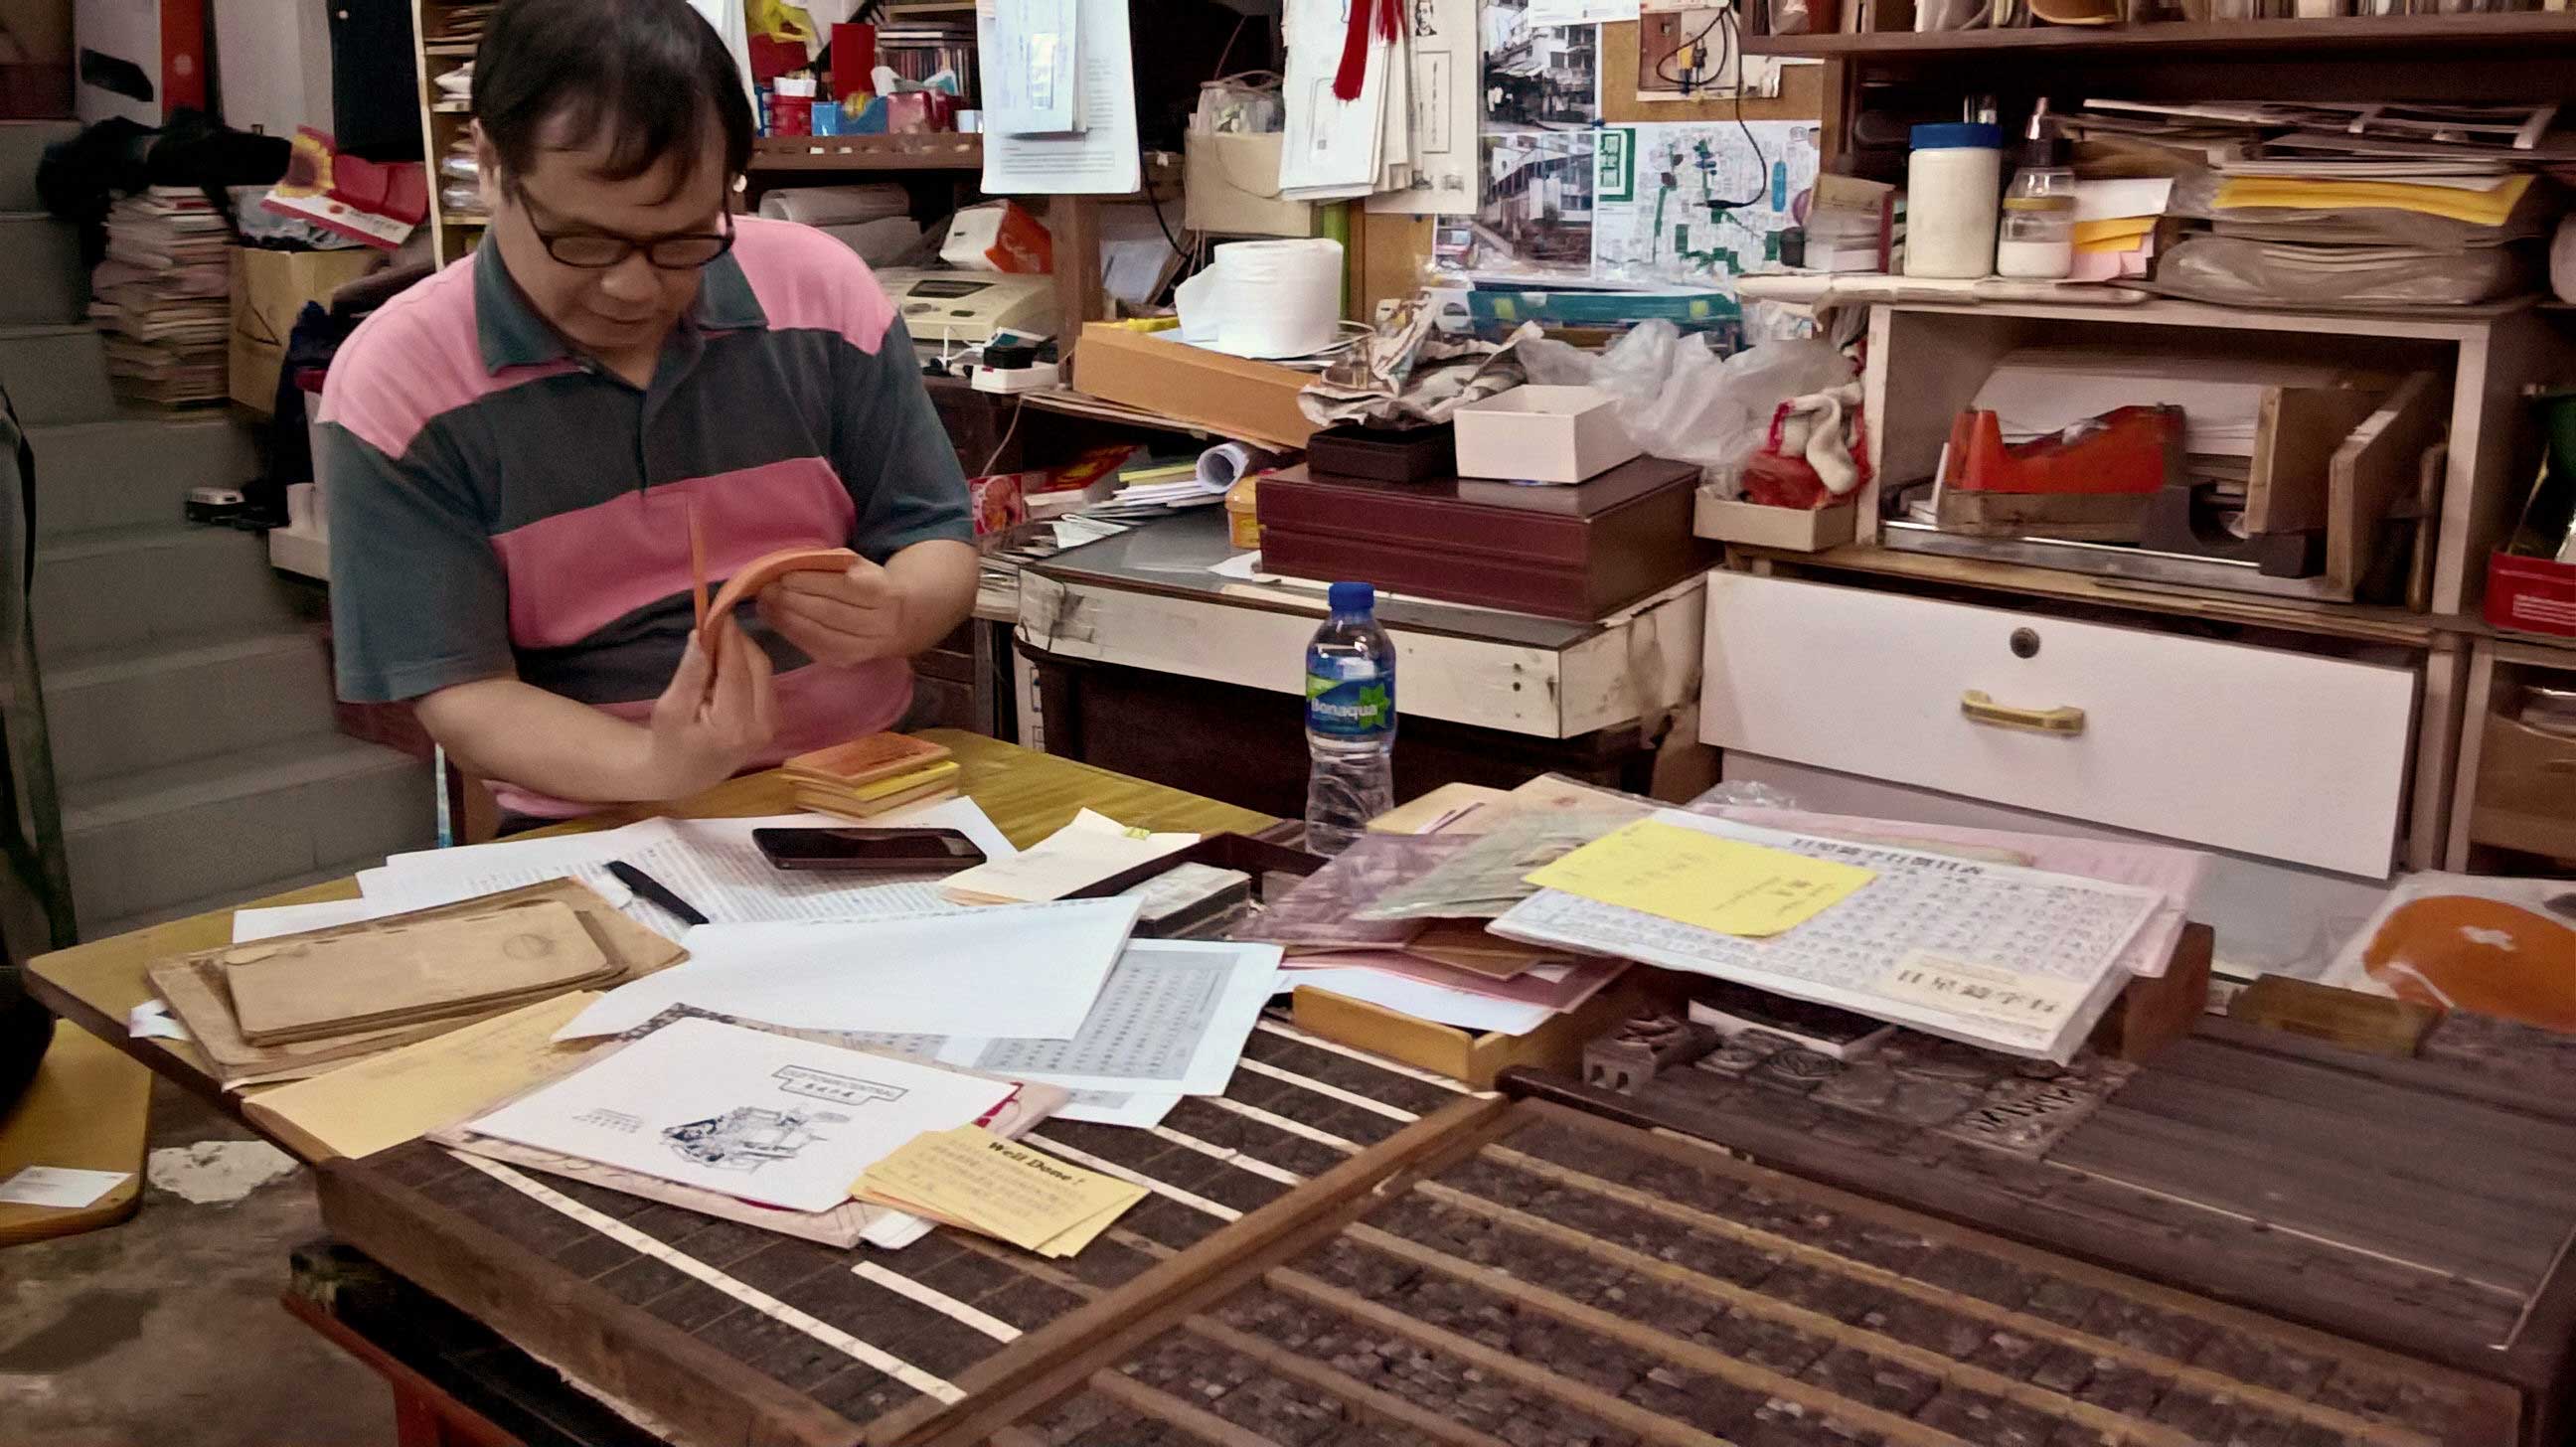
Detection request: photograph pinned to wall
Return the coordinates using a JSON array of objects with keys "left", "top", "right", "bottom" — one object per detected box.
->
[
  {"left": 1480, "top": 0, "right": 1600, "bottom": 130},
  {"left": 1368, "top": 0, "right": 1482, "bottom": 214},
  {"left": 1465, "top": 129, "right": 1598, "bottom": 280},
  {"left": 1590, "top": 120, "right": 1822, "bottom": 296}
]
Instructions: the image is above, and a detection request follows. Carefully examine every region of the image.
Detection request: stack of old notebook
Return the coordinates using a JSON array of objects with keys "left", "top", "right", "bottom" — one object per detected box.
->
[
  {"left": 782, "top": 732, "right": 959, "bottom": 818},
  {"left": 147, "top": 880, "right": 684, "bottom": 1088}
]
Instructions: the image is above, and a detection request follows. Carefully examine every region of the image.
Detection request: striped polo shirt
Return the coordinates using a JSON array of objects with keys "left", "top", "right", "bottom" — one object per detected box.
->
[{"left": 319, "top": 216, "right": 970, "bottom": 817}]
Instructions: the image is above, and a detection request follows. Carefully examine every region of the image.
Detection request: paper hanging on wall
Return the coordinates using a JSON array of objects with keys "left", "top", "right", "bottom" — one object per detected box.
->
[{"left": 1526, "top": 819, "right": 1875, "bottom": 937}]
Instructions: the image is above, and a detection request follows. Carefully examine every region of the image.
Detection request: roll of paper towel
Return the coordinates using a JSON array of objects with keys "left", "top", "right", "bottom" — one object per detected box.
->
[{"left": 1175, "top": 238, "right": 1344, "bottom": 361}]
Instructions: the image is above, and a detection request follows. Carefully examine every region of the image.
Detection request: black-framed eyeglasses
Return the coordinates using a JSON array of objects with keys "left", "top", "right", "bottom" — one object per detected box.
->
[{"left": 514, "top": 187, "right": 736, "bottom": 270}]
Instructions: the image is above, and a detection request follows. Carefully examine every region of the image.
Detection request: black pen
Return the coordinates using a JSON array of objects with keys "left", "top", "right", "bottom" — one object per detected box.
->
[{"left": 606, "top": 860, "right": 709, "bottom": 927}]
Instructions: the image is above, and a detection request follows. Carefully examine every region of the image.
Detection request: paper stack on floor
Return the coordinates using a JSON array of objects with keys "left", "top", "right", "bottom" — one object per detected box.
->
[{"left": 92, "top": 190, "right": 233, "bottom": 405}]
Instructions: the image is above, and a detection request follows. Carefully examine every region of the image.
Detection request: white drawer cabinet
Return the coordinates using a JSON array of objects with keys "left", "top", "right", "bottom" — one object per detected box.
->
[{"left": 1699, "top": 574, "right": 2420, "bottom": 878}]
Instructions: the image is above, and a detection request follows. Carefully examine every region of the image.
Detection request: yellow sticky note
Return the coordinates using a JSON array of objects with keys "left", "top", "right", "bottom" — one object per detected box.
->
[
  {"left": 1525, "top": 820, "right": 1874, "bottom": 937},
  {"left": 857, "top": 1126, "right": 1145, "bottom": 1257}
]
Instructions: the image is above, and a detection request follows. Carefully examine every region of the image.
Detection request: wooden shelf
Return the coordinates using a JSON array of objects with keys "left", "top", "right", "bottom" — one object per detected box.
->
[
  {"left": 422, "top": 41, "right": 476, "bottom": 56},
  {"left": 1731, "top": 542, "right": 2443, "bottom": 647},
  {"left": 747, "top": 135, "right": 982, "bottom": 173},
  {"left": 1746, "top": 10, "right": 2576, "bottom": 57}
]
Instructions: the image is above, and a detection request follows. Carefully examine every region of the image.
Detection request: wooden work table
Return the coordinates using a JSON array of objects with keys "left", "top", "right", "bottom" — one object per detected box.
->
[
  {"left": 23, "top": 729, "right": 1270, "bottom": 1121},
  {"left": 30, "top": 730, "right": 2576, "bottom": 1447}
]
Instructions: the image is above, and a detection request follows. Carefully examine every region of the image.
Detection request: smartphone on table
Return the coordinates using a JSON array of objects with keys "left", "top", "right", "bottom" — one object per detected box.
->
[{"left": 753, "top": 827, "right": 988, "bottom": 873}]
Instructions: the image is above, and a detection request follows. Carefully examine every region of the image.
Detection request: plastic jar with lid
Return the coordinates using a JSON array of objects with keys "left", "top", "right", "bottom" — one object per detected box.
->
[
  {"left": 1903, "top": 122, "right": 2003, "bottom": 279},
  {"left": 1996, "top": 133, "right": 2078, "bottom": 278}
]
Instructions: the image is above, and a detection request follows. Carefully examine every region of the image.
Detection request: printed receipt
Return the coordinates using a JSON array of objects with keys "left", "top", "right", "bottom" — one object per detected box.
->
[{"left": 857, "top": 1126, "right": 1145, "bottom": 1258}]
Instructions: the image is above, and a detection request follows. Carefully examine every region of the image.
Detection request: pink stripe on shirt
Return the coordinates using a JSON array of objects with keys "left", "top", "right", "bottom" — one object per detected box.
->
[
  {"left": 488, "top": 457, "right": 857, "bottom": 649},
  {"left": 318, "top": 257, "right": 581, "bottom": 459}
]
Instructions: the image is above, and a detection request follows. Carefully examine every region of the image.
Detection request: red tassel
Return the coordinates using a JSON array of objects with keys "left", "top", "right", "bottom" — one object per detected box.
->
[{"left": 1331, "top": 0, "right": 1374, "bottom": 101}]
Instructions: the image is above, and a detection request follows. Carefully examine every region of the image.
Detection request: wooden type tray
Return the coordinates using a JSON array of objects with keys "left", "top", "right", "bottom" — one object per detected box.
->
[
  {"left": 314, "top": 1019, "right": 1479, "bottom": 1447},
  {"left": 916, "top": 1100, "right": 2516, "bottom": 1447},
  {"left": 1507, "top": 1014, "right": 2576, "bottom": 1445}
]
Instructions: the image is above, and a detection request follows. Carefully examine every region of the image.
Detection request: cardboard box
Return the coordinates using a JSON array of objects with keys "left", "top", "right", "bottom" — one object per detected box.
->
[
  {"left": 230, "top": 246, "right": 378, "bottom": 414},
  {"left": 1452, "top": 385, "right": 1640, "bottom": 483},
  {"left": 1693, "top": 495, "right": 1857, "bottom": 552},
  {"left": 1184, "top": 131, "right": 1315, "bottom": 240},
  {"left": 1072, "top": 324, "right": 1318, "bottom": 449}
]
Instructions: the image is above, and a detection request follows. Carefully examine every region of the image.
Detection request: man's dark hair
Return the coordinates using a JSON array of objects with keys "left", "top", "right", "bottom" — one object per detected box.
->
[{"left": 473, "top": 0, "right": 752, "bottom": 194}]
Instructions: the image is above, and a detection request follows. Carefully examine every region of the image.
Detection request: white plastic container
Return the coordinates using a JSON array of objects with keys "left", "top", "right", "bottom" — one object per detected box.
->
[{"left": 1903, "top": 122, "right": 2003, "bottom": 279}]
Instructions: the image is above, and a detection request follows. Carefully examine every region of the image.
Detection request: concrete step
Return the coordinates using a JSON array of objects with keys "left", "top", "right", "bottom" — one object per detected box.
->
[
  {"left": 0, "top": 212, "right": 82, "bottom": 324},
  {"left": 0, "top": 120, "right": 78, "bottom": 214},
  {"left": 27, "top": 409, "right": 263, "bottom": 539},
  {"left": 33, "top": 524, "right": 309, "bottom": 662},
  {"left": 62, "top": 733, "right": 436, "bottom": 931},
  {"left": 42, "top": 627, "right": 337, "bottom": 787},
  {"left": 81, "top": 864, "right": 361, "bottom": 940},
  {"left": 0, "top": 324, "right": 115, "bottom": 424}
]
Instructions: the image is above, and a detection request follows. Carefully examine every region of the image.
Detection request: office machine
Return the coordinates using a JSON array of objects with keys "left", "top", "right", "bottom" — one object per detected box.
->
[{"left": 873, "top": 267, "right": 1057, "bottom": 349}]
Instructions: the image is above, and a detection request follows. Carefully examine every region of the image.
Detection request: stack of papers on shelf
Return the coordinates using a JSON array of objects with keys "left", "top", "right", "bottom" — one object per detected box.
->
[
  {"left": 857, "top": 1126, "right": 1144, "bottom": 1256},
  {"left": 941, "top": 809, "right": 1196, "bottom": 903},
  {"left": 91, "top": 190, "right": 234, "bottom": 405},
  {"left": 1491, "top": 810, "right": 2168, "bottom": 1062},
  {"left": 2066, "top": 99, "right": 2557, "bottom": 307},
  {"left": 2068, "top": 177, "right": 2172, "bottom": 283}
]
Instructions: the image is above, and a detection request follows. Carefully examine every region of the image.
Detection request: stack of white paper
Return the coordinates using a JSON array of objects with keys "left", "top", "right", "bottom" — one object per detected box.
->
[
  {"left": 553, "top": 897, "right": 1147, "bottom": 1042},
  {"left": 466, "top": 1016, "right": 1018, "bottom": 1212},
  {"left": 353, "top": 797, "right": 1017, "bottom": 939}
]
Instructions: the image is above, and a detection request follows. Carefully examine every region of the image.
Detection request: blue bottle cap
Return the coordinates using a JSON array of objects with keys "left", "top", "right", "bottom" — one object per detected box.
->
[
  {"left": 1328, "top": 580, "right": 1374, "bottom": 614},
  {"left": 1911, "top": 122, "right": 2003, "bottom": 151}
]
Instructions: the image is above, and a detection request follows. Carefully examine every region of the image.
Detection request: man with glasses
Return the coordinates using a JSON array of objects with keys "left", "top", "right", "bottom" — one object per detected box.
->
[{"left": 320, "top": 0, "right": 976, "bottom": 820}]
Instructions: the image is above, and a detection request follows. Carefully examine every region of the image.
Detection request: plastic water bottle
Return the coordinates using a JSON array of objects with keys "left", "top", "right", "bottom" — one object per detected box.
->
[{"left": 1304, "top": 580, "right": 1396, "bottom": 856}]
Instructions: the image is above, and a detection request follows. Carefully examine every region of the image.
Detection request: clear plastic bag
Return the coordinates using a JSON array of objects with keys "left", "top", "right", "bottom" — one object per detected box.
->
[
  {"left": 1520, "top": 320, "right": 1854, "bottom": 489},
  {"left": 2152, "top": 233, "right": 2533, "bottom": 309}
]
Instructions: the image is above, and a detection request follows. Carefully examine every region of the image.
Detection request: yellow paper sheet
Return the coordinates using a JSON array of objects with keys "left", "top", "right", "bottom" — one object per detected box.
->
[
  {"left": 2074, "top": 233, "right": 2152, "bottom": 255},
  {"left": 241, "top": 992, "right": 603, "bottom": 1161},
  {"left": 1524, "top": 820, "right": 1875, "bottom": 938},
  {"left": 2071, "top": 216, "right": 2157, "bottom": 245},
  {"left": 2212, "top": 173, "right": 2530, "bottom": 228},
  {"left": 856, "top": 1126, "right": 1145, "bottom": 1257}
]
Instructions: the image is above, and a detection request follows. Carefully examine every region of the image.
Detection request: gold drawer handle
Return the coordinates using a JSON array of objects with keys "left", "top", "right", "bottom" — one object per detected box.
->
[{"left": 1961, "top": 690, "right": 2087, "bottom": 736}]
